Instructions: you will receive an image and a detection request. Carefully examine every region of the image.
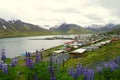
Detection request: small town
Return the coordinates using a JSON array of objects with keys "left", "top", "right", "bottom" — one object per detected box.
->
[{"left": 0, "top": 0, "right": 120, "bottom": 80}]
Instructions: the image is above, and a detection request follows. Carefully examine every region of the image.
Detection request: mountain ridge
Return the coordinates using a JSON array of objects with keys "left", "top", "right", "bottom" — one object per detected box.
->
[
  {"left": 85, "top": 23, "right": 116, "bottom": 33},
  {"left": 107, "top": 24, "right": 120, "bottom": 34},
  {"left": 50, "top": 23, "right": 92, "bottom": 34},
  {"left": 1, "top": 17, "right": 119, "bottom": 37},
  {"left": 0, "top": 18, "right": 51, "bottom": 37}
]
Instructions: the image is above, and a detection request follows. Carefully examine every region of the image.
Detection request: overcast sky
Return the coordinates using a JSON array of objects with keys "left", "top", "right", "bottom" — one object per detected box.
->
[{"left": 0, "top": 0, "right": 120, "bottom": 27}]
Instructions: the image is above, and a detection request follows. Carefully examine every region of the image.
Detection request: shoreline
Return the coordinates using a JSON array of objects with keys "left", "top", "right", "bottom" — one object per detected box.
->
[{"left": 0, "top": 33, "right": 93, "bottom": 39}]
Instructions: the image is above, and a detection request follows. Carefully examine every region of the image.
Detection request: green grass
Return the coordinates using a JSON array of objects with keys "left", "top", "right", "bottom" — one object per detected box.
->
[
  {"left": 64, "top": 40, "right": 120, "bottom": 68},
  {"left": 0, "top": 30, "right": 57, "bottom": 38},
  {"left": 1, "top": 39, "right": 120, "bottom": 80},
  {"left": 15, "top": 39, "right": 120, "bottom": 69},
  {"left": 43, "top": 45, "right": 63, "bottom": 57}
]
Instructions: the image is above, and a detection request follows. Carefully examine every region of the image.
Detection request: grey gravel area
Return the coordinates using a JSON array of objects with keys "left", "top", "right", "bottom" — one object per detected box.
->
[{"left": 52, "top": 53, "right": 70, "bottom": 64}]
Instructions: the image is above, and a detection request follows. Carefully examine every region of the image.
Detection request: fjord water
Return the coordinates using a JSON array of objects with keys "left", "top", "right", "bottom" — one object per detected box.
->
[
  {"left": 0, "top": 35, "right": 73, "bottom": 58},
  {"left": 0, "top": 34, "right": 91, "bottom": 58}
]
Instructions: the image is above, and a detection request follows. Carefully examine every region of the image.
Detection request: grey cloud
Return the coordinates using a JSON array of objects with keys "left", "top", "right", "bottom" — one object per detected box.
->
[
  {"left": 0, "top": 0, "right": 120, "bottom": 26},
  {"left": 84, "top": 14, "right": 103, "bottom": 21},
  {"left": 82, "top": 0, "right": 120, "bottom": 22},
  {"left": 86, "top": 0, "right": 120, "bottom": 9},
  {"left": 98, "top": 0, "right": 120, "bottom": 9},
  {"left": 52, "top": 8, "right": 80, "bottom": 13},
  {"left": 36, "top": 17, "right": 61, "bottom": 22},
  {"left": 0, "top": 10, "right": 17, "bottom": 20},
  {"left": 89, "top": 0, "right": 120, "bottom": 18}
]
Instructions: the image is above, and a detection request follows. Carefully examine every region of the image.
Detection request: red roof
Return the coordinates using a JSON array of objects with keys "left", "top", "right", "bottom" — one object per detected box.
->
[
  {"left": 64, "top": 42, "right": 71, "bottom": 44},
  {"left": 111, "top": 38, "right": 118, "bottom": 41},
  {"left": 64, "top": 40, "right": 78, "bottom": 44},
  {"left": 65, "top": 48, "right": 71, "bottom": 51}
]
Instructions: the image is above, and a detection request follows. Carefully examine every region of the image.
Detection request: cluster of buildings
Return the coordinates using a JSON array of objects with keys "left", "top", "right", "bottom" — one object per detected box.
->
[
  {"left": 51, "top": 34, "right": 120, "bottom": 64},
  {"left": 69, "top": 40, "right": 111, "bottom": 58}
]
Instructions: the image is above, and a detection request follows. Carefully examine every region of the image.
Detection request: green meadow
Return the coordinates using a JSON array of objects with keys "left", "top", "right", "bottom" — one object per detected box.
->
[{"left": 0, "top": 39, "right": 120, "bottom": 80}]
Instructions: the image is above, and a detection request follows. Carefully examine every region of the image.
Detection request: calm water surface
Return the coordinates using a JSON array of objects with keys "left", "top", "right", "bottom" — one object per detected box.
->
[
  {"left": 0, "top": 35, "right": 73, "bottom": 58},
  {"left": 0, "top": 34, "right": 91, "bottom": 58}
]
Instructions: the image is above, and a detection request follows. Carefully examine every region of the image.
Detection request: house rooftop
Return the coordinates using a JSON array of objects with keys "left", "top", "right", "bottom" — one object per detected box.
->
[
  {"left": 53, "top": 50, "right": 64, "bottom": 54},
  {"left": 71, "top": 48, "right": 86, "bottom": 54}
]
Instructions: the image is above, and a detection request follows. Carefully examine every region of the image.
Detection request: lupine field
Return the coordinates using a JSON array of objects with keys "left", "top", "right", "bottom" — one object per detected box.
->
[{"left": 0, "top": 40, "right": 120, "bottom": 80}]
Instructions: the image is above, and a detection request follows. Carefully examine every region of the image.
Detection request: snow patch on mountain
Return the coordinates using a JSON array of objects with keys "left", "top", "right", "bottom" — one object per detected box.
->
[{"left": 3, "top": 25, "right": 7, "bottom": 29}]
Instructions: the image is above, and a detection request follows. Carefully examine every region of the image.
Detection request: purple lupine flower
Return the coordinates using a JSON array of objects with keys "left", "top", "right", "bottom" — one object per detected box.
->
[
  {"left": 111, "top": 61, "right": 118, "bottom": 69},
  {"left": 104, "top": 63, "right": 109, "bottom": 68},
  {"left": 86, "top": 69, "right": 94, "bottom": 80},
  {"left": 67, "top": 64, "right": 84, "bottom": 79},
  {"left": 35, "top": 50, "right": 40, "bottom": 63},
  {"left": 55, "top": 59, "right": 60, "bottom": 72},
  {"left": 25, "top": 58, "right": 34, "bottom": 69},
  {"left": 86, "top": 69, "right": 91, "bottom": 80},
  {"left": 113, "top": 58, "right": 119, "bottom": 64},
  {"left": 14, "top": 58, "right": 18, "bottom": 64},
  {"left": 90, "top": 70, "right": 94, "bottom": 80},
  {"left": 109, "top": 63, "right": 115, "bottom": 72},
  {"left": 10, "top": 59, "right": 16, "bottom": 67},
  {"left": 50, "top": 77, "right": 56, "bottom": 80},
  {"left": 67, "top": 64, "right": 94, "bottom": 80},
  {"left": 83, "top": 69, "right": 94, "bottom": 80},
  {"left": 2, "top": 63, "right": 8, "bottom": 74},
  {"left": 83, "top": 68, "right": 87, "bottom": 75},
  {"left": 0, "top": 61, "right": 3, "bottom": 69},
  {"left": 113, "top": 56, "right": 120, "bottom": 64},
  {"left": 33, "top": 73, "right": 38, "bottom": 80},
  {"left": 25, "top": 51, "right": 34, "bottom": 69},
  {"left": 114, "top": 63, "right": 119, "bottom": 69},
  {"left": 67, "top": 66, "right": 74, "bottom": 76},
  {"left": 48, "top": 53, "right": 56, "bottom": 80},
  {"left": 83, "top": 68, "right": 88, "bottom": 80},
  {"left": 27, "top": 52, "right": 31, "bottom": 57},
  {"left": 1, "top": 48, "right": 6, "bottom": 61},
  {"left": 109, "top": 61, "right": 118, "bottom": 72},
  {"left": 9, "top": 58, "right": 18, "bottom": 67},
  {"left": 25, "top": 52, "right": 31, "bottom": 57},
  {"left": 96, "top": 66, "right": 102, "bottom": 74},
  {"left": 74, "top": 64, "right": 83, "bottom": 78}
]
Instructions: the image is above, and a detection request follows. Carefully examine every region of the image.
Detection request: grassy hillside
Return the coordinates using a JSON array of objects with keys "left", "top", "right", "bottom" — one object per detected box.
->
[
  {"left": 64, "top": 40, "right": 120, "bottom": 68},
  {"left": 0, "top": 39, "right": 120, "bottom": 80},
  {"left": 107, "top": 25, "right": 120, "bottom": 34},
  {"left": 0, "top": 18, "right": 53, "bottom": 38},
  {"left": 0, "top": 30, "right": 53, "bottom": 38},
  {"left": 50, "top": 23, "right": 92, "bottom": 34},
  {"left": 1, "top": 39, "right": 120, "bottom": 80}
]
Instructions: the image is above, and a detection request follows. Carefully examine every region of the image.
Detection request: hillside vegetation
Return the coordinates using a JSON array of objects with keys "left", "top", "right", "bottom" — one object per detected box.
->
[
  {"left": 64, "top": 39, "right": 120, "bottom": 68},
  {"left": 50, "top": 23, "right": 92, "bottom": 34},
  {"left": 107, "top": 24, "right": 120, "bottom": 34},
  {"left": 1, "top": 39, "right": 120, "bottom": 80},
  {"left": 0, "top": 18, "right": 52, "bottom": 37}
]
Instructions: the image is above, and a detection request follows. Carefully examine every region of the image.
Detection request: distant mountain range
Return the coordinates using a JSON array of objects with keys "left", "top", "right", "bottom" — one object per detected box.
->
[
  {"left": 107, "top": 24, "right": 120, "bottom": 34},
  {"left": 0, "top": 18, "right": 92, "bottom": 37},
  {"left": 85, "top": 23, "right": 117, "bottom": 33},
  {"left": 0, "top": 17, "right": 120, "bottom": 37},
  {"left": 50, "top": 23, "right": 91, "bottom": 34},
  {"left": 0, "top": 18, "right": 51, "bottom": 37}
]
